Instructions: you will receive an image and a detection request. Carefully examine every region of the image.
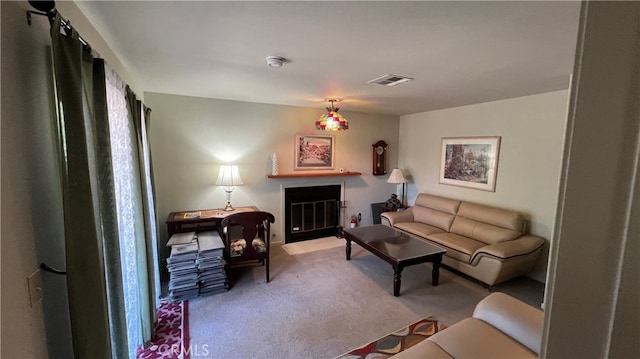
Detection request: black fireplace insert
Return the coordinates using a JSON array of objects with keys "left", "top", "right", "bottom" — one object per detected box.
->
[{"left": 284, "top": 185, "right": 341, "bottom": 243}]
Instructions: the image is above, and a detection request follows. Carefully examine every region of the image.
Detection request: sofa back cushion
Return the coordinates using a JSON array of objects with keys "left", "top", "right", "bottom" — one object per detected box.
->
[
  {"left": 450, "top": 202, "right": 525, "bottom": 245},
  {"left": 412, "top": 194, "right": 461, "bottom": 231},
  {"left": 473, "top": 292, "right": 544, "bottom": 355}
]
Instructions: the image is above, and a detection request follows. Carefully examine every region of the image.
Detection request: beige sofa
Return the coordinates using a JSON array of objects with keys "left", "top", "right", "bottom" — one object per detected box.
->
[
  {"left": 392, "top": 292, "right": 544, "bottom": 358},
  {"left": 381, "top": 193, "right": 544, "bottom": 286}
]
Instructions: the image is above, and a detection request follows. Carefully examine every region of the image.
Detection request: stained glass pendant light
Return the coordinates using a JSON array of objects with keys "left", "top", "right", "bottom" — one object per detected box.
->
[{"left": 316, "top": 99, "right": 348, "bottom": 131}]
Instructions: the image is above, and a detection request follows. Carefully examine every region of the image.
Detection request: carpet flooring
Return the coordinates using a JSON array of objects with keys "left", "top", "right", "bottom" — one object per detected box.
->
[{"left": 187, "top": 237, "right": 544, "bottom": 358}]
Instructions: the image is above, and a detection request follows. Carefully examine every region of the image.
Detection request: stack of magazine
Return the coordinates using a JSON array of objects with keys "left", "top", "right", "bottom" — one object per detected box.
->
[
  {"left": 196, "top": 231, "right": 228, "bottom": 296},
  {"left": 166, "top": 231, "right": 199, "bottom": 301}
]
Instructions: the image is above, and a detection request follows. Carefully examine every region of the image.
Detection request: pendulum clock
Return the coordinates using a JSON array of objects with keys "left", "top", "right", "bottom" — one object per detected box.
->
[{"left": 372, "top": 140, "right": 387, "bottom": 175}]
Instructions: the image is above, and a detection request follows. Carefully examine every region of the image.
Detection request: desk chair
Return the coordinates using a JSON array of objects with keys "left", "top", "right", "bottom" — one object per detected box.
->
[{"left": 221, "top": 211, "right": 275, "bottom": 283}]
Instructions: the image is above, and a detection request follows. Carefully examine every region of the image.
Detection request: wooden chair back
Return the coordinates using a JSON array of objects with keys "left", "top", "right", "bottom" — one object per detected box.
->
[{"left": 221, "top": 211, "right": 275, "bottom": 283}]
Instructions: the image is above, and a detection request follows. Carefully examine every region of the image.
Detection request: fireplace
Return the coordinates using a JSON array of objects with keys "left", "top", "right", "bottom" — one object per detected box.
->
[{"left": 284, "top": 185, "right": 341, "bottom": 243}]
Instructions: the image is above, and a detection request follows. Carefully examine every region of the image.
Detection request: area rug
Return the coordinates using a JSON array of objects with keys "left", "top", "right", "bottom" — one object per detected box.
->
[
  {"left": 137, "top": 300, "right": 190, "bottom": 359},
  {"left": 282, "top": 236, "right": 345, "bottom": 255},
  {"left": 335, "top": 316, "right": 443, "bottom": 359}
]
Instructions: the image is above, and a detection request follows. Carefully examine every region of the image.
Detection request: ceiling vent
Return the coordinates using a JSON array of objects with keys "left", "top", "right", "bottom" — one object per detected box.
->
[{"left": 367, "top": 74, "right": 414, "bottom": 86}]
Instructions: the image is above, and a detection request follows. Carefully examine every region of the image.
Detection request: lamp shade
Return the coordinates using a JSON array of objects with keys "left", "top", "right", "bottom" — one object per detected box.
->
[
  {"left": 316, "top": 111, "right": 349, "bottom": 131},
  {"left": 316, "top": 99, "right": 348, "bottom": 131},
  {"left": 387, "top": 168, "right": 406, "bottom": 184},
  {"left": 215, "top": 165, "right": 244, "bottom": 187}
]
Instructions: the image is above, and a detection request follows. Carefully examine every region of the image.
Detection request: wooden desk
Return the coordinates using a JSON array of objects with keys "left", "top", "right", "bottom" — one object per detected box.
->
[{"left": 166, "top": 206, "right": 259, "bottom": 236}]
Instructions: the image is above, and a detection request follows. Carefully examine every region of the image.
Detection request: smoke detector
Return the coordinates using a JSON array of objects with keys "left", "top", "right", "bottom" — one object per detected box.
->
[
  {"left": 266, "top": 56, "right": 285, "bottom": 68},
  {"left": 367, "top": 74, "right": 414, "bottom": 86}
]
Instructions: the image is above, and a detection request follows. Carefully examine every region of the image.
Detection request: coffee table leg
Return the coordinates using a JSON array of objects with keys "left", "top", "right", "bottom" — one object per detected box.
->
[
  {"left": 346, "top": 238, "right": 352, "bottom": 260},
  {"left": 432, "top": 258, "right": 441, "bottom": 286},
  {"left": 393, "top": 267, "right": 403, "bottom": 296}
]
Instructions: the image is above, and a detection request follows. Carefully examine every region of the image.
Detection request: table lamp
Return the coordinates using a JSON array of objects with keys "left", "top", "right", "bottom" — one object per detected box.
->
[
  {"left": 387, "top": 168, "right": 407, "bottom": 206},
  {"left": 216, "top": 164, "right": 244, "bottom": 211}
]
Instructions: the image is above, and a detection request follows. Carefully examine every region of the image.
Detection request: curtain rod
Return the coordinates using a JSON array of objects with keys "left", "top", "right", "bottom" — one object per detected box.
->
[{"left": 27, "top": 8, "right": 89, "bottom": 48}]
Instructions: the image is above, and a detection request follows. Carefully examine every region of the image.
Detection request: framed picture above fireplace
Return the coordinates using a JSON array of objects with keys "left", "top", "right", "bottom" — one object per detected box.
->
[{"left": 294, "top": 134, "right": 335, "bottom": 170}]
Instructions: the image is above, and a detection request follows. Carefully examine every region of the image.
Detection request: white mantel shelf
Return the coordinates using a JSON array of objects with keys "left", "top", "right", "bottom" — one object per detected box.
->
[{"left": 265, "top": 171, "right": 362, "bottom": 179}]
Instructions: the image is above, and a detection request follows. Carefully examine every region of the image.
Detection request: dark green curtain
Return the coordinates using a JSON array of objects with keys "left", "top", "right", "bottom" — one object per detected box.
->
[
  {"left": 143, "top": 106, "right": 162, "bottom": 316},
  {"left": 143, "top": 106, "right": 161, "bottom": 314},
  {"left": 50, "top": 13, "right": 127, "bottom": 358}
]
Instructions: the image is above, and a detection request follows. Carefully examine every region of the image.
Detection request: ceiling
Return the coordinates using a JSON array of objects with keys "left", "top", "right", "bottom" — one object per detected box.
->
[{"left": 74, "top": 1, "right": 581, "bottom": 116}]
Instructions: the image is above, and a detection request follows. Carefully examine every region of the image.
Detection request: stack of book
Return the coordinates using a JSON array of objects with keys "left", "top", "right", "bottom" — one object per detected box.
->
[
  {"left": 196, "top": 230, "right": 228, "bottom": 296},
  {"left": 166, "top": 232, "right": 199, "bottom": 301}
]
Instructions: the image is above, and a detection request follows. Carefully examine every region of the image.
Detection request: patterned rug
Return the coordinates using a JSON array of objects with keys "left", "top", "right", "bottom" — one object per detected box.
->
[
  {"left": 335, "top": 316, "right": 443, "bottom": 359},
  {"left": 137, "top": 300, "right": 190, "bottom": 359}
]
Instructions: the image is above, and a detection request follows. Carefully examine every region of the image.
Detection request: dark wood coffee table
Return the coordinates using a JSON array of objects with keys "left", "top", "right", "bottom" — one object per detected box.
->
[{"left": 343, "top": 225, "right": 446, "bottom": 296}]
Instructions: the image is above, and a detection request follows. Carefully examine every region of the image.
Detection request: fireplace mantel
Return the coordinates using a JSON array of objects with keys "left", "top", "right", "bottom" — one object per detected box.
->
[{"left": 266, "top": 171, "right": 361, "bottom": 179}]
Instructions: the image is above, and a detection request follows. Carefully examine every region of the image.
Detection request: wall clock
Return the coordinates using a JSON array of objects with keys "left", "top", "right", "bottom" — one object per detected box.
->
[{"left": 372, "top": 140, "right": 388, "bottom": 175}]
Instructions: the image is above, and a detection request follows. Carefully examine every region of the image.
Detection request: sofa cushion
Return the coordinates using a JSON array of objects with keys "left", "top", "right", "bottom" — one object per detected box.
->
[
  {"left": 427, "top": 232, "right": 486, "bottom": 263},
  {"left": 412, "top": 206, "right": 456, "bottom": 232},
  {"left": 411, "top": 194, "right": 461, "bottom": 231},
  {"left": 394, "top": 222, "right": 446, "bottom": 238},
  {"left": 415, "top": 193, "right": 461, "bottom": 214},
  {"left": 457, "top": 202, "right": 525, "bottom": 232},
  {"left": 390, "top": 338, "right": 453, "bottom": 359},
  {"left": 450, "top": 202, "right": 524, "bottom": 245},
  {"left": 450, "top": 217, "right": 522, "bottom": 245},
  {"left": 427, "top": 317, "right": 537, "bottom": 359},
  {"left": 473, "top": 292, "right": 544, "bottom": 355}
]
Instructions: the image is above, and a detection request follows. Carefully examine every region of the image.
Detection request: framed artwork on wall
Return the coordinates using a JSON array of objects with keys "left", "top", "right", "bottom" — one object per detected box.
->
[
  {"left": 294, "top": 134, "right": 335, "bottom": 170},
  {"left": 439, "top": 136, "right": 501, "bottom": 192}
]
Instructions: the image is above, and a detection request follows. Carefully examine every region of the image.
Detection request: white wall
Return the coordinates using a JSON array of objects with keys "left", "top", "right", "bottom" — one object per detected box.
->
[
  {"left": 1, "top": 1, "right": 70, "bottom": 356},
  {"left": 145, "top": 93, "right": 400, "bottom": 270},
  {"left": 1, "top": 1, "right": 142, "bottom": 356},
  {"left": 398, "top": 90, "right": 569, "bottom": 282},
  {"left": 543, "top": 1, "right": 640, "bottom": 357}
]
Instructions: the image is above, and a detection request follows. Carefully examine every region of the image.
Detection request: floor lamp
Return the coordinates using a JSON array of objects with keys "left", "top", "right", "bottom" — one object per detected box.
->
[{"left": 387, "top": 168, "right": 407, "bottom": 206}]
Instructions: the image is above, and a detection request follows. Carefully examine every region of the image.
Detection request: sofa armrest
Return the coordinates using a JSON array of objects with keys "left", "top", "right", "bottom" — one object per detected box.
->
[
  {"left": 380, "top": 208, "right": 414, "bottom": 227},
  {"left": 470, "top": 235, "right": 544, "bottom": 263},
  {"left": 473, "top": 292, "right": 544, "bottom": 355}
]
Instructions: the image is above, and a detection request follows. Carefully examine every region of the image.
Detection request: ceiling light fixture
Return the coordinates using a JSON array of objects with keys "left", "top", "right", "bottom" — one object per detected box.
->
[
  {"left": 266, "top": 56, "right": 285, "bottom": 68},
  {"left": 316, "top": 99, "right": 348, "bottom": 131}
]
